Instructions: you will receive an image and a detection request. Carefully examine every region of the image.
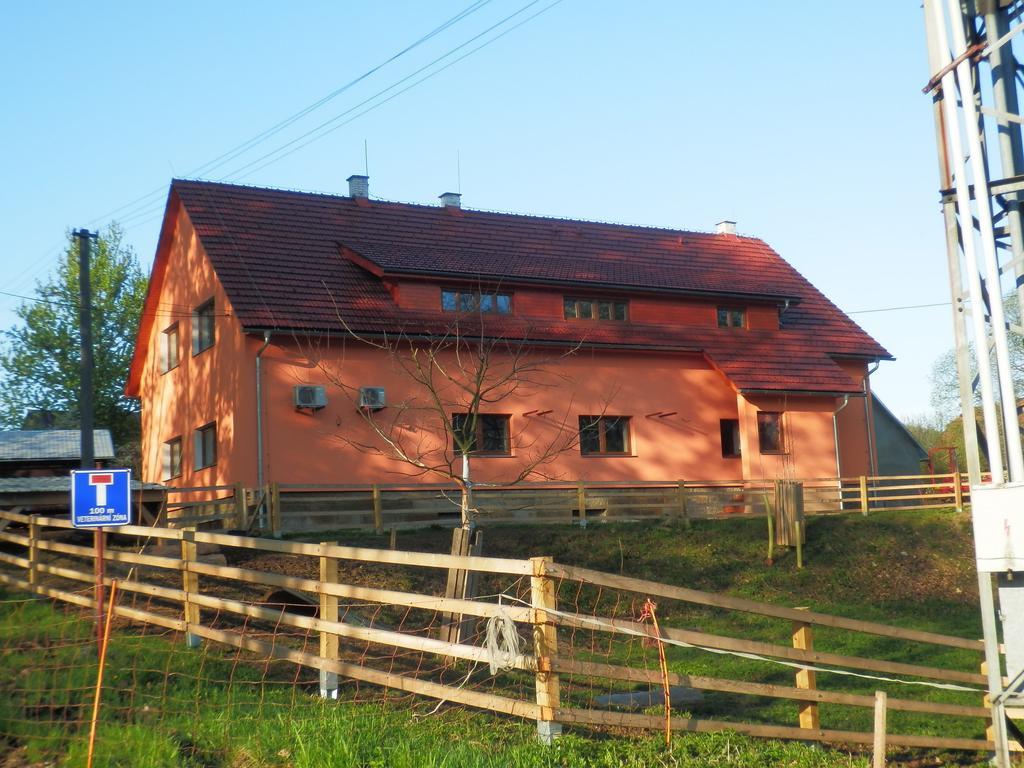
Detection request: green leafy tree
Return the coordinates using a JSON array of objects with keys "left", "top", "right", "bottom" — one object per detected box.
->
[{"left": 0, "top": 223, "right": 147, "bottom": 457}]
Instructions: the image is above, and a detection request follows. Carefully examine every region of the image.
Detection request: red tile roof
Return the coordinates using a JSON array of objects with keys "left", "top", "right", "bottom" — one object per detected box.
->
[{"left": 128, "top": 180, "right": 890, "bottom": 396}]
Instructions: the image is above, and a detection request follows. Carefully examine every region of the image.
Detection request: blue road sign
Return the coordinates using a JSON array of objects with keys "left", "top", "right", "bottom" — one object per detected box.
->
[{"left": 71, "top": 468, "right": 132, "bottom": 528}]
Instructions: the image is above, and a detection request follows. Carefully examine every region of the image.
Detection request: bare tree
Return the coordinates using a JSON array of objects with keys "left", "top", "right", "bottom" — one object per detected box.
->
[{"left": 314, "top": 314, "right": 586, "bottom": 529}]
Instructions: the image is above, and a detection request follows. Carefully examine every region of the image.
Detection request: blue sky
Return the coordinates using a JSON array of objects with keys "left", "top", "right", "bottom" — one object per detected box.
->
[{"left": 1, "top": 1, "right": 948, "bottom": 419}]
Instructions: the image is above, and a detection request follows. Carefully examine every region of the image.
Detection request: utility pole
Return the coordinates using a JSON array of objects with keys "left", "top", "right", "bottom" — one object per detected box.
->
[
  {"left": 74, "top": 228, "right": 95, "bottom": 469},
  {"left": 921, "top": 2, "right": 1024, "bottom": 765},
  {"left": 74, "top": 227, "right": 103, "bottom": 649}
]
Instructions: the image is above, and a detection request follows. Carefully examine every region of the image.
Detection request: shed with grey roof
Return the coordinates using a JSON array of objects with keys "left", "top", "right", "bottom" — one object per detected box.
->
[{"left": 0, "top": 429, "right": 115, "bottom": 477}]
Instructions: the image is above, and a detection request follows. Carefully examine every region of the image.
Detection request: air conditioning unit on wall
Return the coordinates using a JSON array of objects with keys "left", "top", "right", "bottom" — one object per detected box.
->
[
  {"left": 358, "top": 386, "right": 386, "bottom": 410},
  {"left": 294, "top": 385, "right": 327, "bottom": 410}
]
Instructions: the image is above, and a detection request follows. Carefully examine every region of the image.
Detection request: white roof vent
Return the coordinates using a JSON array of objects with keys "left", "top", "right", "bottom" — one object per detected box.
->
[
  {"left": 439, "top": 192, "right": 462, "bottom": 209},
  {"left": 716, "top": 220, "right": 737, "bottom": 235},
  {"left": 358, "top": 386, "right": 386, "bottom": 410},
  {"left": 294, "top": 385, "right": 327, "bottom": 410}
]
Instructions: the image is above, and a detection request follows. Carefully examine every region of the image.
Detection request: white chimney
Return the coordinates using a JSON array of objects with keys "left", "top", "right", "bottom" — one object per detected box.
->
[
  {"left": 716, "top": 220, "right": 737, "bottom": 235},
  {"left": 439, "top": 192, "right": 462, "bottom": 209},
  {"left": 347, "top": 174, "right": 369, "bottom": 199}
]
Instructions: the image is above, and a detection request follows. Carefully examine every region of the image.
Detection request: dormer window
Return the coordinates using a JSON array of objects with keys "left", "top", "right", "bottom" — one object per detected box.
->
[
  {"left": 564, "top": 298, "right": 628, "bottom": 321},
  {"left": 441, "top": 289, "right": 511, "bottom": 314},
  {"left": 717, "top": 307, "right": 746, "bottom": 328}
]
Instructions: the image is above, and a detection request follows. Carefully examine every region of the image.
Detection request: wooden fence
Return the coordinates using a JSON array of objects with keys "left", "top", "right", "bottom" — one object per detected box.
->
[
  {"left": 0, "top": 507, "right": 996, "bottom": 755},
  {"left": 256, "top": 472, "right": 969, "bottom": 534}
]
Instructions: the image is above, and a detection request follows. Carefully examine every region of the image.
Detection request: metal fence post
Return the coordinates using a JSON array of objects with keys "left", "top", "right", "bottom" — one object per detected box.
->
[
  {"left": 530, "top": 556, "right": 561, "bottom": 744},
  {"left": 180, "top": 528, "right": 201, "bottom": 648},
  {"left": 319, "top": 540, "right": 339, "bottom": 699}
]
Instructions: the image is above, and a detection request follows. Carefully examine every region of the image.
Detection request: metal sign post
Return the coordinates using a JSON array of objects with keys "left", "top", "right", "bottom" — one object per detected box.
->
[{"left": 71, "top": 469, "right": 132, "bottom": 650}]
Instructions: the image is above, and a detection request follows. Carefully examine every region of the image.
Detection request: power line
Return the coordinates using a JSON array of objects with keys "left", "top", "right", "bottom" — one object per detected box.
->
[
  {"left": 117, "top": 0, "right": 567, "bottom": 229},
  {"left": 0, "top": 288, "right": 230, "bottom": 320},
  {"left": 87, "top": 0, "right": 498, "bottom": 230},
  {"left": 847, "top": 301, "right": 951, "bottom": 315},
  {"left": 224, "top": 0, "right": 560, "bottom": 183}
]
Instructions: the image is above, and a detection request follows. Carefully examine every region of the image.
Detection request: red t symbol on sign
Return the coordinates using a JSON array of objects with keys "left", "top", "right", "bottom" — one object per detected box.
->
[{"left": 89, "top": 473, "right": 114, "bottom": 506}]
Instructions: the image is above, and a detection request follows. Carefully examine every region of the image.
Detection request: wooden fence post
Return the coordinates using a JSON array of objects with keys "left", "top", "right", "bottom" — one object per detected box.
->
[
  {"left": 270, "top": 482, "right": 282, "bottom": 538},
  {"left": 319, "top": 540, "right": 339, "bottom": 699},
  {"left": 873, "top": 690, "right": 888, "bottom": 768},
  {"left": 27, "top": 515, "right": 39, "bottom": 592},
  {"left": 677, "top": 480, "right": 690, "bottom": 528},
  {"left": 953, "top": 471, "right": 964, "bottom": 513},
  {"left": 180, "top": 528, "right": 201, "bottom": 648},
  {"left": 372, "top": 485, "right": 383, "bottom": 535},
  {"left": 792, "top": 608, "right": 819, "bottom": 731},
  {"left": 860, "top": 476, "right": 869, "bottom": 516},
  {"left": 232, "top": 482, "right": 246, "bottom": 529},
  {"left": 576, "top": 481, "right": 586, "bottom": 526},
  {"left": 531, "top": 556, "right": 561, "bottom": 744},
  {"left": 982, "top": 660, "right": 995, "bottom": 744}
]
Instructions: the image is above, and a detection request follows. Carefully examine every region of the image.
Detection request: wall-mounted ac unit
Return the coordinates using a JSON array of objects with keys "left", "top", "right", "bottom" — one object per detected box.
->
[
  {"left": 294, "top": 385, "right": 327, "bottom": 410},
  {"left": 358, "top": 386, "right": 386, "bottom": 410}
]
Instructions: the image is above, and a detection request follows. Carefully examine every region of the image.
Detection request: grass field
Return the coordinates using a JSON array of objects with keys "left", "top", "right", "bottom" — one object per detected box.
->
[{"left": 0, "top": 507, "right": 993, "bottom": 767}]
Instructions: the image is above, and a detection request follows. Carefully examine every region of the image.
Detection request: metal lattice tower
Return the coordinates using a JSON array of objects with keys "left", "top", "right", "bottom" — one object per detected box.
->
[{"left": 923, "top": 2, "right": 1024, "bottom": 763}]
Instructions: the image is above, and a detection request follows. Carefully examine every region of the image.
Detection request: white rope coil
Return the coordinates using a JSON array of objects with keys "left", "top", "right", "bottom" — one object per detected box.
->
[{"left": 484, "top": 607, "right": 522, "bottom": 675}]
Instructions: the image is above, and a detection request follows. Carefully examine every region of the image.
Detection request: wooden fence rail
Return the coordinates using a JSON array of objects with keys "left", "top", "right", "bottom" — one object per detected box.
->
[
  {"left": 263, "top": 472, "right": 968, "bottom": 534},
  {"left": 0, "top": 508, "right": 994, "bottom": 755},
  {"left": 100, "top": 473, "right": 971, "bottom": 535}
]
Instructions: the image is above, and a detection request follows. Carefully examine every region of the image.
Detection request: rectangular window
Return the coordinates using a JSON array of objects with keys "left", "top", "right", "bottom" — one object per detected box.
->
[
  {"left": 193, "top": 422, "right": 217, "bottom": 470},
  {"left": 716, "top": 307, "right": 746, "bottom": 328},
  {"left": 451, "top": 414, "right": 511, "bottom": 455},
  {"left": 757, "top": 412, "right": 785, "bottom": 454},
  {"left": 441, "top": 289, "right": 512, "bottom": 315},
  {"left": 579, "top": 416, "right": 631, "bottom": 455},
  {"left": 564, "top": 298, "right": 628, "bottom": 321},
  {"left": 161, "top": 437, "right": 182, "bottom": 480},
  {"left": 160, "top": 323, "right": 180, "bottom": 373},
  {"left": 192, "top": 299, "right": 216, "bottom": 354},
  {"left": 720, "top": 419, "right": 741, "bottom": 459}
]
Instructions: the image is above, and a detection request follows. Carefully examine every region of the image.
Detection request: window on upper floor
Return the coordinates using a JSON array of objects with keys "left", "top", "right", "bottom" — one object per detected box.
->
[
  {"left": 441, "top": 289, "right": 512, "bottom": 315},
  {"left": 717, "top": 307, "right": 746, "bottom": 328},
  {"left": 720, "top": 419, "right": 741, "bottom": 459},
  {"left": 579, "top": 415, "right": 631, "bottom": 455},
  {"left": 757, "top": 412, "right": 786, "bottom": 454},
  {"left": 451, "top": 413, "right": 511, "bottom": 455},
  {"left": 162, "top": 436, "right": 182, "bottom": 480},
  {"left": 564, "top": 298, "right": 628, "bottom": 321},
  {"left": 192, "top": 298, "right": 216, "bottom": 355},
  {"left": 160, "top": 323, "right": 180, "bottom": 373},
  {"left": 193, "top": 422, "right": 217, "bottom": 470}
]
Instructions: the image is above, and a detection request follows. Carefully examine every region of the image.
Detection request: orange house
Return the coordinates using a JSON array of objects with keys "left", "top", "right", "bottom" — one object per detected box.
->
[{"left": 125, "top": 177, "right": 891, "bottom": 490}]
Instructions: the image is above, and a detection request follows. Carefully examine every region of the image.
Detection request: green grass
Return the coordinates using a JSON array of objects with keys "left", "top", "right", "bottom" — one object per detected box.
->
[{"left": 0, "top": 507, "right": 993, "bottom": 766}]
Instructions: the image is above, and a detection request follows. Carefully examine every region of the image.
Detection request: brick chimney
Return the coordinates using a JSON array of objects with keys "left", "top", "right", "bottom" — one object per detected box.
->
[
  {"left": 439, "top": 192, "right": 462, "bottom": 209},
  {"left": 347, "top": 174, "right": 369, "bottom": 199}
]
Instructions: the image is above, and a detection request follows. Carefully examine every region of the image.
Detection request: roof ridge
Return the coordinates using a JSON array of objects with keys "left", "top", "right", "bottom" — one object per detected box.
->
[{"left": 170, "top": 178, "right": 760, "bottom": 242}]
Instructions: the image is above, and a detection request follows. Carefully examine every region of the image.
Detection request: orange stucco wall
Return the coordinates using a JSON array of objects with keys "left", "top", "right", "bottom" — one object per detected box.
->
[
  {"left": 393, "top": 280, "right": 780, "bottom": 330},
  {"left": 235, "top": 340, "right": 863, "bottom": 485},
  {"left": 137, "top": 209, "right": 252, "bottom": 488}
]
